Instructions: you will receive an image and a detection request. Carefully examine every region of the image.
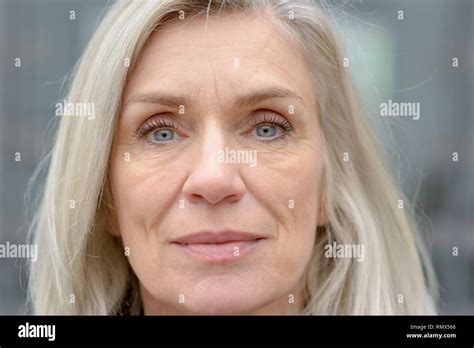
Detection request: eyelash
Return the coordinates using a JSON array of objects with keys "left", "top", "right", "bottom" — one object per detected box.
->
[
  {"left": 247, "top": 113, "right": 294, "bottom": 140},
  {"left": 134, "top": 118, "right": 179, "bottom": 140},
  {"left": 134, "top": 112, "right": 294, "bottom": 145}
]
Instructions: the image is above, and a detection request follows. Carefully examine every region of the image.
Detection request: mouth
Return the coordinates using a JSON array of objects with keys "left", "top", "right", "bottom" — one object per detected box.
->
[{"left": 170, "top": 231, "right": 267, "bottom": 263}]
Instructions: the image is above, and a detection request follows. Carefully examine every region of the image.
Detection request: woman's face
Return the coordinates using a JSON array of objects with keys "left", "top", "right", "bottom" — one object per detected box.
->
[{"left": 109, "top": 12, "right": 325, "bottom": 315}]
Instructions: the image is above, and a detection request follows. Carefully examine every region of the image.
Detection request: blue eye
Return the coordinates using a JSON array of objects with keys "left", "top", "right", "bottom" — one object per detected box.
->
[
  {"left": 153, "top": 128, "right": 174, "bottom": 142},
  {"left": 247, "top": 112, "right": 294, "bottom": 142},
  {"left": 254, "top": 124, "right": 277, "bottom": 138},
  {"left": 135, "top": 117, "right": 181, "bottom": 145}
]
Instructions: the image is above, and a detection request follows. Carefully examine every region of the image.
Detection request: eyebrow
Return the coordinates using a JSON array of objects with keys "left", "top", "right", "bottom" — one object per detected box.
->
[
  {"left": 235, "top": 87, "right": 305, "bottom": 108},
  {"left": 125, "top": 86, "right": 305, "bottom": 109}
]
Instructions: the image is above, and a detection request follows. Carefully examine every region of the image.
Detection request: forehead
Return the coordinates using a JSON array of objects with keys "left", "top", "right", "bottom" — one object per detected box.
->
[{"left": 125, "top": 11, "right": 315, "bottom": 109}]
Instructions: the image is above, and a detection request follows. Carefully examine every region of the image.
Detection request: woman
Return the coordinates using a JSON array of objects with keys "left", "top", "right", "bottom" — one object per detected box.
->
[{"left": 27, "top": 0, "right": 437, "bottom": 315}]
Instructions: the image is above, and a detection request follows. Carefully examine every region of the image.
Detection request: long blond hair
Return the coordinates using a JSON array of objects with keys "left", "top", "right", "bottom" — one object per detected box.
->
[{"left": 27, "top": 0, "right": 437, "bottom": 314}]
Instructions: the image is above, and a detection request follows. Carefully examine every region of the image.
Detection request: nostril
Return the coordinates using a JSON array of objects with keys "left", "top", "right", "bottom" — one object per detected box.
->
[
  {"left": 189, "top": 193, "right": 204, "bottom": 203},
  {"left": 226, "top": 193, "right": 241, "bottom": 203}
]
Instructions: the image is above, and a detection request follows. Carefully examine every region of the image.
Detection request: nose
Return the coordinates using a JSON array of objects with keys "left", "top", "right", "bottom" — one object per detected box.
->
[{"left": 182, "top": 125, "right": 246, "bottom": 205}]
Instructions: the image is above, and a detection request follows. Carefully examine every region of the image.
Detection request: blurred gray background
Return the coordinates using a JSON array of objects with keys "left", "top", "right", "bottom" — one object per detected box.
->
[{"left": 0, "top": 0, "right": 472, "bottom": 314}]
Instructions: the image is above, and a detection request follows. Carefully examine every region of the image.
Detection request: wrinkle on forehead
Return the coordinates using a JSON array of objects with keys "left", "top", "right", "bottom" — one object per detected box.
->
[{"left": 124, "top": 9, "right": 316, "bottom": 116}]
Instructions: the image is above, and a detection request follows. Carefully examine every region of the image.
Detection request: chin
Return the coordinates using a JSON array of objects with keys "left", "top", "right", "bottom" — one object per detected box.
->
[
  {"left": 185, "top": 297, "right": 261, "bottom": 315},
  {"left": 183, "top": 285, "right": 268, "bottom": 315}
]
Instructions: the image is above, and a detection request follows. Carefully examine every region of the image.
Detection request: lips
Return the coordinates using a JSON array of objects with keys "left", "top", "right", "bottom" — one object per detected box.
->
[{"left": 170, "top": 231, "right": 266, "bottom": 262}]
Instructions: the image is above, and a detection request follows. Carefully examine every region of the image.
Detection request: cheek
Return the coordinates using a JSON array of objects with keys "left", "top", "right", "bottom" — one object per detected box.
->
[
  {"left": 109, "top": 147, "right": 190, "bottom": 296},
  {"left": 242, "top": 142, "right": 323, "bottom": 271},
  {"left": 109, "top": 145, "right": 186, "bottom": 245}
]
